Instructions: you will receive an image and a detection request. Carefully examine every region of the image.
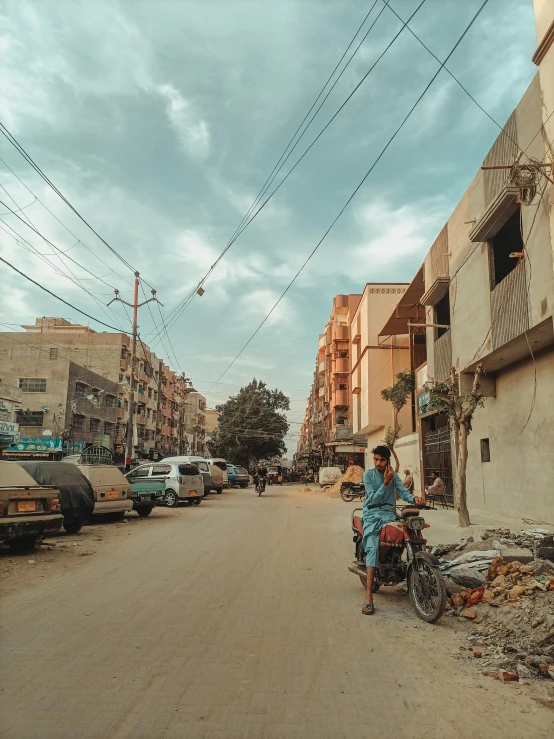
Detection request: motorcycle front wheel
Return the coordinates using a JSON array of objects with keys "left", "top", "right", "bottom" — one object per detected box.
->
[
  {"left": 340, "top": 488, "right": 355, "bottom": 502},
  {"left": 407, "top": 554, "right": 446, "bottom": 623}
]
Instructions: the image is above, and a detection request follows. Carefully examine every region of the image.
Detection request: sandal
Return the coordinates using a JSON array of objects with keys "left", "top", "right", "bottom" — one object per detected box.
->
[{"left": 362, "top": 603, "right": 375, "bottom": 615}]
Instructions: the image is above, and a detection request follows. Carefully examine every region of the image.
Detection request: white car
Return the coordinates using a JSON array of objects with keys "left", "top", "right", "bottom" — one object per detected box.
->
[{"left": 126, "top": 461, "right": 204, "bottom": 507}]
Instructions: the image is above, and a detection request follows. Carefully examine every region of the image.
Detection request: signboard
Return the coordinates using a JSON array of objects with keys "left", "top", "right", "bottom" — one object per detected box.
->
[
  {"left": 0, "top": 421, "right": 20, "bottom": 445},
  {"left": 64, "top": 440, "right": 86, "bottom": 454},
  {"left": 417, "top": 391, "right": 430, "bottom": 417},
  {"left": 6, "top": 436, "right": 62, "bottom": 453}
]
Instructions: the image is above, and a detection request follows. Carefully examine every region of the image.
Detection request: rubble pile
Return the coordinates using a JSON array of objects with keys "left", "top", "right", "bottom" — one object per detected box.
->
[
  {"left": 326, "top": 465, "right": 364, "bottom": 498},
  {"left": 432, "top": 526, "right": 554, "bottom": 682}
]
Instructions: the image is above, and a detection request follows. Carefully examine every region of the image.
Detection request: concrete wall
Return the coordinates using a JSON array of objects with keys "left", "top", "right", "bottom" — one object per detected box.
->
[{"left": 466, "top": 348, "right": 554, "bottom": 523}]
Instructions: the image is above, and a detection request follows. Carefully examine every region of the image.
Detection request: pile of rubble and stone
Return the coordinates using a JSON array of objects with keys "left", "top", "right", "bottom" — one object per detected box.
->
[
  {"left": 432, "top": 528, "right": 554, "bottom": 683},
  {"left": 326, "top": 465, "right": 364, "bottom": 498}
]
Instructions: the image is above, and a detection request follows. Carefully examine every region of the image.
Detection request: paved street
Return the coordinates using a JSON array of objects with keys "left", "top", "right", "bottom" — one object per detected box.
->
[{"left": 1, "top": 487, "right": 552, "bottom": 739}]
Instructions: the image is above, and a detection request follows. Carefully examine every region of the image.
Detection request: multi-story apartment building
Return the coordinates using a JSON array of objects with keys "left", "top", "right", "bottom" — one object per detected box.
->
[
  {"left": 183, "top": 391, "right": 207, "bottom": 456},
  {"left": 0, "top": 318, "right": 189, "bottom": 461},
  {"left": 0, "top": 348, "right": 118, "bottom": 459},
  {"left": 204, "top": 409, "right": 219, "bottom": 452}
]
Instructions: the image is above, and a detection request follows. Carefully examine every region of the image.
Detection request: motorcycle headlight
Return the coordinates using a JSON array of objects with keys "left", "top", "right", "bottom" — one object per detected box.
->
[{"left": 407, "top": 517, "right": 425, "bottom": 531}]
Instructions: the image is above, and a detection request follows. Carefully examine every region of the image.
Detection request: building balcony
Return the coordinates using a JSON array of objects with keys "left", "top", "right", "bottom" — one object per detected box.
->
[
  {"left": 136, "top": 415, "right": 147, "bottom": 426},
  {"left": 120, "top": 359, "right": 128, "bottom": 371},
  {"left": 318, "top": 361, "right": 326, "bottom": 373},
  {"left": 117, "top": 407, "right": 125, "bottom": 419},
  {"left": 332, "top": 325, "right": 348, "bottom": 341},
  {"left": 334, "top": 356, "right": 349, "bottom": 373},
  {"left": 333, "top": 390, "right": 349, "bottom": 406}
]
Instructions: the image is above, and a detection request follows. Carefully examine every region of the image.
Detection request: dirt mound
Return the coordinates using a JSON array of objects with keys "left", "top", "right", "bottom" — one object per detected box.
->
[{"left": 326, "top": 465, "right": 364, "bottom": 499}]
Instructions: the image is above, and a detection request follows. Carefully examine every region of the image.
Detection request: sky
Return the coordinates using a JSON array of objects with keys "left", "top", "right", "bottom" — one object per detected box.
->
[{"left": 0, "top": 0, "right": 539, "bottom": 452}]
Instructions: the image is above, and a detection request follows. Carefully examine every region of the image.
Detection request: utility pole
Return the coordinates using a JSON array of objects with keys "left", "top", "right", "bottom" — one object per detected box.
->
[{"left": 108, "top": 272, "right": 161, "bottom": 471}]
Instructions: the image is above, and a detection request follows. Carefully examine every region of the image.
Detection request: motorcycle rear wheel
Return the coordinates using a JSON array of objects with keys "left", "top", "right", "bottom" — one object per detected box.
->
[
  {"left": 407, "top": 555, "right": 446, "bottom": 623},
  {"left": 340, "top": 489, "right": 355, "bottom": 502}
]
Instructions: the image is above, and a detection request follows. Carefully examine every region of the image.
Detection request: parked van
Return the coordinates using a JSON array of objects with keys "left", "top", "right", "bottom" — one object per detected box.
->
[
  {"left": 126, "top": 461, "right": 204, "bottom": 507},
  {"left": 206, "top": 458, "right": 228, "bottom": 490},
  {"left": 0, "top": 461, "right": 63, "bottom": 547},
  {"left": 76, "top": 465, "right": 133, "bottom": 520},
  {"left": 162, "top": 456, "right": 212, "bottom": 496}
]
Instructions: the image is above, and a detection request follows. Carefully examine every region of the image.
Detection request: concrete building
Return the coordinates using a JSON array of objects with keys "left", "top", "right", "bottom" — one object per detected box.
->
[
  {"left": 204, "top": 409, "right": 219, "bottom": 451},
  {"left": 0, "top": 375, "right": 22, "bottom": 449},
  {"left": 0, "top": 318, "right": 188, "bottom": 460},
  {"left": 183, "top": 391, "right": 207, "bottom": 456},
  {"left": 411, "top": 74, "right": 553, "bottom": 522},
  {"left": 0, "top": 350, "right": 118, "bottom": 459},
  {"left": 349, "top": 283, "right": 413, "bottom": 472}
]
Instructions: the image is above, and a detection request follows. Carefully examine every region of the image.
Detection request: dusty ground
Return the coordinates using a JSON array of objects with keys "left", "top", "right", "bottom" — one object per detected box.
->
[{"left": 0, "top": 486, "right": 553, "bottom": 738}]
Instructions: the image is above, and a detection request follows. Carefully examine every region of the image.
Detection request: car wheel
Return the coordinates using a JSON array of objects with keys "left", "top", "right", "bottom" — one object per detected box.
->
[
  {"left": 192, "top": 498, "right": 202, "bottom": 505},
  {"left": 113, "top": 511, "right": 126, "bottom": 521},
  {"left": 165, "top": 489, "right": 179, "bottom": 508},
  {"left": 240, "top": 484, "right": 247, "bottom": 488},
  {"left": 63, "top": 518, "right": 83, "bottom": 534},
  {"left": 216, "top": 487, "right": 223, "bottom": 495},
  {"left": 136, "top": 506, "right": 153, "bottom": 517}
]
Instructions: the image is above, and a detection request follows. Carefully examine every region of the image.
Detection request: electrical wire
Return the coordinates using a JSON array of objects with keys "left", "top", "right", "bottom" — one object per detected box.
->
[
  {"left": 0, "top": 255, "right": 130, "bottom": 333},
  {"left": 0, "top": 122, "right": 156, "bottom": 290},
  {"left": 155, "top": 0, "right": 429, "bottom": 339},
  {"left": 205, "top": 0, "right": 490, "bottom": 394}
]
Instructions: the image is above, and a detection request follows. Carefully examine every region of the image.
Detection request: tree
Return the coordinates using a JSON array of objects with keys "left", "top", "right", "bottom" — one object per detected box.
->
[
  {"left": 207, "top": 379, "right": 290, "bottom": 468},
  {"left": 424, "top": 365, "right": 485, "bottom": 528},
  {"left": 380, "top": 370, "right": 415, "bottom": 472}
]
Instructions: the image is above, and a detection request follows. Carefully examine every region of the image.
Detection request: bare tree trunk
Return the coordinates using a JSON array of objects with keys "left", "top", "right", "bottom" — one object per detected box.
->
[
  {"left": 455, "top": 422, "right": 471, "bottom": 527},
  {"left": 391, "top": 447, "right": 400, "bottom": 473}
]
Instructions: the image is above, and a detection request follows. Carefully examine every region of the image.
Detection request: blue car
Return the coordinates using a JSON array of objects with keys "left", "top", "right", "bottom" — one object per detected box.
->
[{"left": 226, "top": 464, "right": 250, "bottom": 488}]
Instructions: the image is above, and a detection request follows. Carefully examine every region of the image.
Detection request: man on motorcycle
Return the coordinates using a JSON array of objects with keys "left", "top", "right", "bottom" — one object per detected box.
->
[
  {"left": 361, "top": 445, "right": 425, "bottom": 615},
  {"left": 254, "top": 463, "right": 268, "bottom": 492}
]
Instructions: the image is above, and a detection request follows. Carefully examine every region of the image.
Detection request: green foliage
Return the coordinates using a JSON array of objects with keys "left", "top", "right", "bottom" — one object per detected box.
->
[
  {"left": 381, "top": 370, "right": 415, "bottom": 450},
  {"left": 423, "top": 367, "right": 485, "bottom": 433},
  {"left": 207, "top": 379, "right": 290, "bottom": 468}
]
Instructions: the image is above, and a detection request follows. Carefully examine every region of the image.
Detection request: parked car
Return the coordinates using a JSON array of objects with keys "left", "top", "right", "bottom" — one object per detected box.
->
[
  {"left": 126, "top": 461, "right": 204, "bottom": 507},
  {"left": 206, "top": 458, "right": 228, "bottom": 489},
  {"left": 162, "top": 456, "right": 212, "bottom": 496},
  {"left": 227, "top": 464, "right": 250, "bottom": 488},
  {"left": 209, "top": 464, "right": 224, "bottom": 495},
  {"left": 17, "top": 461, "right": 95, "bottom": 534},
  {"left": 124, "top": 467, "right": 166, "bottom": 516},
  {"left": 76, "top": 465, "right": 133, "bottom": 521},
  {"left": 0, "top": 461, "right": 63, "bottom": 547}
]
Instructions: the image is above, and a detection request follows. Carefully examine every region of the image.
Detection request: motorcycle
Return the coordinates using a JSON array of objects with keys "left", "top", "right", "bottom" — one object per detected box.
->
[
  {"left": 255, "top": 475, "right": 266, "bottom": 496},
  {"left": 340, "top": 481, "right": 365, "bottom": 503},
  {"left": 347, "top": 504, "right": 447, "bottom": 623}
]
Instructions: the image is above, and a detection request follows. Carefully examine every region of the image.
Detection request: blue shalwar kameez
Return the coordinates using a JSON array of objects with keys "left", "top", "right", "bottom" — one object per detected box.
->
[{"left": 361, "top": 468, "right": 415, "bottom": 568}]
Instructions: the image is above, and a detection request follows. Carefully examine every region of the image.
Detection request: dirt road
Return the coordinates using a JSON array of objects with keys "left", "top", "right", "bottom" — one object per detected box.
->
[{"left": 1, "top": 486, "right": 552, "bottom": 738}]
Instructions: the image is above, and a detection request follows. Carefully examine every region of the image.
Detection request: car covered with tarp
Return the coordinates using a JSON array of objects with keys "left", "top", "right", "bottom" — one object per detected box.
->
[{"left": 17, "top": 461, "right": 95, "bottom": 534}]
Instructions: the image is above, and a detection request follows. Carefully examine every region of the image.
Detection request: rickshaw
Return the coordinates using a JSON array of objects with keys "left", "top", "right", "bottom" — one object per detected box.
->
[{"left": 267, "top": 465, "right": 283, "bottom": 486}]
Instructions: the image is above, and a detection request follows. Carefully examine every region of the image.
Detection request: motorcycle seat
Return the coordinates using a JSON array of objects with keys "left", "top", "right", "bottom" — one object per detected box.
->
[{"left": 352, "top": 515, "right": 363, "bottom": 536}]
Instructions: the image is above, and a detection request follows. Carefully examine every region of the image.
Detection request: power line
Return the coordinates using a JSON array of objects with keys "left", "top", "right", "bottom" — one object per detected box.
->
[
  {"left": 0, "top": 255, "right": 130, "bottom": 333},
  {"left": 206, "top": 0, "right": 490, "bottom": 393},
  {"left": 156, "top": 0, "right": 429, "bottom": 338},
  {"left": 0, "top": 155, "right": 135, "bottom": 288},
  {"left": 0, "top": 122, "right": 155, "bottom": 289}
]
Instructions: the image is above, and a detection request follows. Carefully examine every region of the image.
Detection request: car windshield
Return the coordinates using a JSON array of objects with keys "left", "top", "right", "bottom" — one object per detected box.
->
[
  {"left": 179, "top": 464, "right": 199, "bottom": 476},
  {"left": 237, "top": 467, "right": 248, "bottom": 475},
  {"left": 212, "top": 461, "right": 227, "bottom": 471}
]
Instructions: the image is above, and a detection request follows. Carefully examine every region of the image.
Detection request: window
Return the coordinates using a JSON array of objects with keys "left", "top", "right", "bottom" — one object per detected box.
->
[
  {"left": 75, "top": 382, "right": 88, "bottom": 398},
  {"left": 148, "top": 388, "right": 152, "bottom": 399},
  {"left": 49, "top": 348, "right": 58, "bottom": 360},
  {"left": 128, "top": 466, "right": 150, "bottom": 479},
  {"left": 15, "top": 410, "right": 44, "bottom": 426},
  {"left": 105, "top": 394, "right": 116, "bottom": 408},
  {"left": 104, "top": 421, "right": 114, "bottom": 436},
  {"left": 19, "top": 378, "right": 46, "bottom": 393},
  {"left": 434, "top": 292, "right": 450, "bottom": 339},
  {"left": 73, "top": 414, "right": 85, "bottom": 431},
  {"left": 89, "top": 418, "right": 101, "bottom": 433},
  {"left": 178, "top": 464, "right": 199, "bottom": 476},
  {"left": 490, "top": 209, "right": 523, "bottom": 287},
  {"left": 480, "top": 438, "right": 491, "bottom": 463},
  {"left": 338, "top": 383, "right": 347, "bottom": 391},
  {"left": 337, "top": 350, "right": 349, "bottom": 358},
  {"left": 152, "top": 464, "right": 172, "bottom": 476}
]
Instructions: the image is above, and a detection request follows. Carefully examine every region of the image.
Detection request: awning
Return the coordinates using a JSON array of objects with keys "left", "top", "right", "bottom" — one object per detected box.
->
[
  {"left": 326, "top": 444, "right": 367, "bottom": 454},
  {"left": 379, "top": 266, "right": 425, "bottom": 337}
]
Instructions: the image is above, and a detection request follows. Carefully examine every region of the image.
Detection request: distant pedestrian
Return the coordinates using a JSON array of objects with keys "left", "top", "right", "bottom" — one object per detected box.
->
[{"left": 403, "top": 468, "right": 414, "bottom": 493}]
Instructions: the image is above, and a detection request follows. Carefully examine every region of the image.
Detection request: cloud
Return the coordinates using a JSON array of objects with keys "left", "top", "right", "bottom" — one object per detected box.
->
[{"left": 156, "top": 84, "right": 210, "bottom": 159}]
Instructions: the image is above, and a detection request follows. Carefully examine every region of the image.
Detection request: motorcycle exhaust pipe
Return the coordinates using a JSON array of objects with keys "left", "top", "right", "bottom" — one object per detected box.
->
[{"left": 348, "top": 563, "right": 366, "bottom": 578}]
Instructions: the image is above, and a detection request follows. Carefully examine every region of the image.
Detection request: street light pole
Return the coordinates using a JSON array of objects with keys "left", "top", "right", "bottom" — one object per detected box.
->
[{"left": 108, "top": 272, "right": 161, "bottom": 471}]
